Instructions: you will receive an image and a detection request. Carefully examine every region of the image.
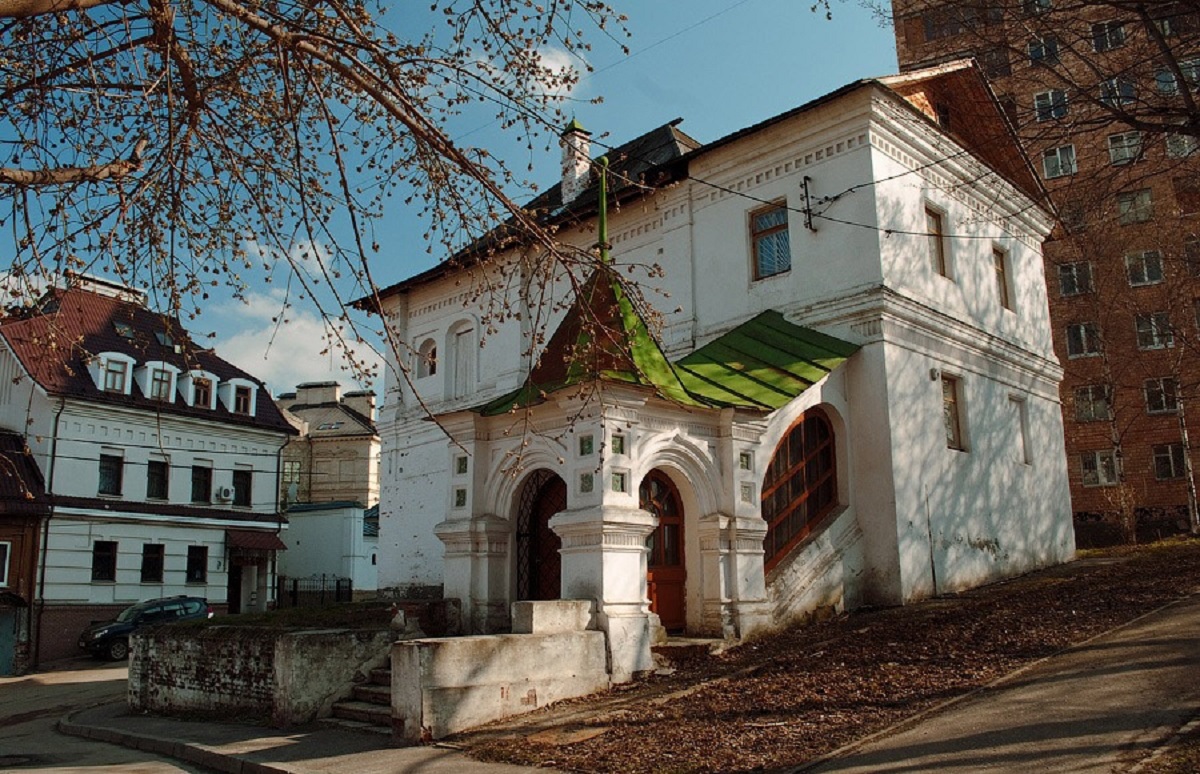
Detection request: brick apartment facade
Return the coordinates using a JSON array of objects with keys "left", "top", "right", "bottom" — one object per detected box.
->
[{"left": 890, "top": 0, "right": 1200, "bottom": 543}]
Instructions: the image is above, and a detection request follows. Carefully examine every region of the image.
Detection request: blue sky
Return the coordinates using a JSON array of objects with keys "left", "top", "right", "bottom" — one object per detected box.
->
[{"left": 210, "top": 0, "right": 899, "bottom": 397}]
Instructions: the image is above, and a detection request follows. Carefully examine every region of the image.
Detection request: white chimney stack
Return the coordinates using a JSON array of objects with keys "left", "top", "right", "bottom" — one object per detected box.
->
[{"left": 560, "top": 119, "right": 592, "bottom": 206}]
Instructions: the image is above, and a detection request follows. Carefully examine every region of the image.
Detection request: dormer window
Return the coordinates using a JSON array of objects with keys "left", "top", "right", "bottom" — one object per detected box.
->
[
  {"left": 219, "top": 378, "right": 257, "bottom": 416},
  {"left": 194, "top": 378, "right": 212, "bottom": 408},
  {"left": 104, "top": 360, "right": 129, "bottom": 393},
  {"left": 113, "top": 321, "right": 135, "bottom": 339},
  {"left": 234, "top": 386, "right": 252, "bottom": 414},
  {"left": 150, "top": 368, "right": 173, "bottom": 401},
  {"left": 154, "top": 331, "right": 174, "bottom": 347}
]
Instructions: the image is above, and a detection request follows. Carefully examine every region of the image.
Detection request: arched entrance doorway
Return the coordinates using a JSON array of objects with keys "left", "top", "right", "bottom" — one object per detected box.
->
[
  {"left": 515, "top": 470, "right": 565, "bottom": 601},
  {"left": 640, "top": 470, "right": 686, "bottom": 632}
]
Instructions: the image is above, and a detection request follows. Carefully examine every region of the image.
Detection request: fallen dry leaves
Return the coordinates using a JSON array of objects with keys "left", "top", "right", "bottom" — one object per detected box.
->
[{"left": 463, "top": 538, "right": 1200, "bottom": 773}]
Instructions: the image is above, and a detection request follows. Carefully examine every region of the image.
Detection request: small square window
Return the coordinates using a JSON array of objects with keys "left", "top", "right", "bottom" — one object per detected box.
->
[
  {"left": 1066, "top": 322, "right": 1102, "bottom": 357},
  {"left": 455, "top": 455, "right": 469, "bottom": 475},
  {"left": 579, "top": 472, "right": 594, "bottom": 494},
  {"left": 1108, "top": 132, "right": 1143, "bottom": 165},
  {"left": 578, "top": 434, "right": 594, "bottom": 457},
  {"left": 1126, "top": 251, "right": 1164, "bottom": 286},
  {"left": 739, "top": 451, "right": 754, "bottom": 471},
  {"left": 1075, "top": 385, "right": 1112, "bottom": 422},
  {"left": 1041, "top": 145, "right": 1075, "bottom": 179},
  {"left": 1034, "top": 90, "right": 1068, "bottom": 122},
  {"left": 1135, "top": 313, "right": 1173, "bottom": 350},
  {"left": 1099, "top": 78, "right": 1136, "bottom": 109},
  {"left": 453, "top": 488, "right": 468, "bottom": 508},
  {"left": 1145, "top": 377, "right": 1179, "bottom": 414},
  {"left": 611, "top": 471, "right": 628, "bottom": 493},
  {"left": 1081, "top": 451, "right": 1119, "bottom": 487},
  {"left": 1059, "top": 262, "right": 1093, "bottom": 296},
  {"left": 1117, "top": 189, "right": 1154, "bottom": 224},
  {"left": 1167, "top": 133, "right": 1199, "bottom": 159},
  {"left": 1028, "top": 36, "right": 1059, "bottom": 65},
  {"left": 739, "top": 482, "right": 755, "bottom": 504},
  {"left": 1023, "top": 0, "right": 1052, "bottom": 15},
  {"left": 610, "top": 434, "right": 626, "bottom": 455}
]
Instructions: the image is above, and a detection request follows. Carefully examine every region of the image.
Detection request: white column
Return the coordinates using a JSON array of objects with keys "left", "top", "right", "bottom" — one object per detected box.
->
[{"left": 551, "top": 505, "right": 656, "bottom": 683}]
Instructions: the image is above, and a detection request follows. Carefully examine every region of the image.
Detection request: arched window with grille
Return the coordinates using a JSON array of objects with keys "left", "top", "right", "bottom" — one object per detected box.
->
[
  {"left": 416, "top": 338, "right": 437, "bottom": 378},
  {"left": 761, "top": 409, "right": 837, "bottom": 571}
]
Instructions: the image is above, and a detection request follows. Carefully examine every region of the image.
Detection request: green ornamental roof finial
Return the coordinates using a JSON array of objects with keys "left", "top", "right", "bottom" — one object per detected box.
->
[{"left": 563, "top": 117, "right": 589, "bottom": 135}]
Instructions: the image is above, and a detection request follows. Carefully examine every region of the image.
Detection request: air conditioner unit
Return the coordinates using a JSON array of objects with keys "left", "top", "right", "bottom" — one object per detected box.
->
[{"left": 216, "top": 486, "right": 234, "bottom": 501}]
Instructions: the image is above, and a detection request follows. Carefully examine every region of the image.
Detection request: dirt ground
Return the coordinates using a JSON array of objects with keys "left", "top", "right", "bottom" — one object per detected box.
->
[{"left": 463, "top": 538, "right": 1200, "bottom": 773}]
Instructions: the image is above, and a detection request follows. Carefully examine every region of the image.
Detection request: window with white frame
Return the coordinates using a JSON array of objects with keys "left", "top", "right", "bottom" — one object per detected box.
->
[
  {"left": 1135, "top": 313, "right": 1173, "bottom": 349},
  {"left": 1145, "top": 377, "right": 1179, "bottom": 414},
  {"left": 1126, "top": 250, "right": 1164, "bottom": 286},
  {"left": 1081, "top": 450, "right": 1119, "bottom": 487},
  {"left": 1154, "top": 443, "right": 1187, "bottom": 480},
  {"left": 1118, "top": 189, "right": 1154, "bottom": 224},
  {"left": 1042, "top": 145, "right": 1076, "bottom": 178},
  {"left": 1100, "top": 78, "right": 1136, "bottom": 108},
  {"left": 149, "top": 367, "right": 173, "bottom": 401},
  {"left": 750, "top": 203, "right": 791, "bottom": 280},
  {"left": 1108, "top": 132, "right": 1143, "bottom": 165},
  {"left": 1034, "top": 89, "right": 1068, "bottom": 121},
  {"left": 98, "top": 453, "right": 123, "bottom": 496},
  {"left": 1066, "top": 322, "right": 1101, "bottom": 357},
  {"left": 1163, "top": 58, "right": 1200, "bottom": 95},
  {"left": 1075, "top": 384, "right": 1112, "bottom": 422},
  {"left": 1167, "top": 132, "right": 1199, "bottom": 158},
  {"left": 1028, "top": 35, "right": 1059, "bottom": 65},
  {"left": 0, "top": 541, "right": 10, "bottom": 588},
  {"left": 103, "top": 359, "right": 129, "bottom": 393},
  {"left": 1092, "top": 21, "right": 1126, "bottom": 51},
  {"left": 1059, "top": 262, "right": 1093, "bottom": 296}
]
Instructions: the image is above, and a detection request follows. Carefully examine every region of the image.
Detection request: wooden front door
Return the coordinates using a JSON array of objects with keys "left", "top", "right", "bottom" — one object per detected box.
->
[
  {"left": 640, "top": 470, "right": 686, "bottom": 632},
  {"left": 516, "top": 471, "right": 565, "bottom": 601}
]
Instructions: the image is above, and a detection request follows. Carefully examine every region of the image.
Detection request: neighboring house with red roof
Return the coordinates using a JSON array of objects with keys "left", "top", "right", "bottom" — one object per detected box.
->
[
  {"left": 362, "top": 61, "right": 1076, "bottom": 682},
  {"left": 0, "top": 275, "right": 295, "bottom": 663},
  {"left": 0, "top": 432, "right": 50, "bottom": 675}
]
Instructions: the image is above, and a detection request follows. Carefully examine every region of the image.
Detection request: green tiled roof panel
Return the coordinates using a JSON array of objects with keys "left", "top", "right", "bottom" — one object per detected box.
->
[{"left": 674, "top": 311, "right": 859, "bottom": 410}]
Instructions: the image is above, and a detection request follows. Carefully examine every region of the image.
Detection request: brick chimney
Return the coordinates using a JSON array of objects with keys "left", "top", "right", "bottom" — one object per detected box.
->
[
  {"left": 560, "top": 119, "right": 592, "bottom": 206},
  {"left": 294, "top": 381, "right": 341, "bottom": 405}
]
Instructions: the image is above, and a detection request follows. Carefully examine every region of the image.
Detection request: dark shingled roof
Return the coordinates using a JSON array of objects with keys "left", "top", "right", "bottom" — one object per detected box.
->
[{"left": 0, "top": 285, "right": 294, "bottom": 434}]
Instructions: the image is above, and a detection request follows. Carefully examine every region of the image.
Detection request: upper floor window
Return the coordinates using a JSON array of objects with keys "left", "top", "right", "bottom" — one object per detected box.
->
[
  {"left": 1167, "top": 133, "right": 1199, "bottom": 159},
  {"left": 448, "top": 323, "right": 475, "bottom": 401},
  {"left": 1059, "top": 262, "right": 1093, "bottom": 296},
  {"left": 1092, "top": 21, "right": 1126, "bottom": 52},
  {"left": 104, "top": 360, "right": 128, "bottom": 393},
  {"left": 147, "top": 459, "right": 169, "bottom": 500},
  {"left": 1175, "top": 176, "right": 1200, "bottom": 215},
  {"left": 1126, "top": 250, "right": 1164, "bottom": 286},
  {"left": 1108, "top": 132, "right": 1143, "bottom": 165},
  {"left": 0, "top": 542, "right": 9, "bottom": 588},
  {"left": 1066, "top": 322, "right": 1101, "bottom": 357},
  {"left": 99, "top": 453, "right": 123, "bottom": 495},
  {"left": 993, "top": 247, "right": 1013, "bottom": 310},
  {"left": 1135, "top": 312, "right": 1173, "bottom": 349},
  {"left": 1117, "top": 189, "right": 1154, "bottom": 224},
  {"left": 1034, "top": 90, "right": 1068, "bottom": 122},
  {"left": 1099, "top": 78, "right": 1136, "bottom": 109},
  {"left": 1081, "top": 450, "right": 1119, "bottom": 487},
  {"left": 925, "top": 206, "right": 949, "bottom": 277},
  {"left": 1023, "top": 0, "right": 1051, "bottom": 15},
  {"left": 150, "top": 368, "right": 173, "bottom": 401},
  {"left": 1145, "top": 377, "right": 1180, "bottom": 414},
  {"left": 1028, "top": 36, "right": 1059, "bottom": 65},
  {"left": 1075, "top": 385, "right": 1112, "bottom": 422},
  {"left": 1160, "top": 59, "right": 1200, "bottom": 95},
  {"left": 232, "top": 468, "right": 253, "bottom": 507},
  {"left": 417, "top": 338, "right": 437, "bottom": 378},
  {"left": 750, "top": 203, "right": 791, "bottom": 280},
  {"left": 1042, "top": 145, "right": 1076, "bottom": 179},
  {"left": 193, "top": 378, "right": 213, "bottom": 408},
  {"left": 92, "top": 540, "right": 118, "bottom": 582},
  {"left": 1154, "top": 444, "right": 1187, "bottom": 480},
  {"left": 191, "top": 464, "right": 212, "bottom": 503},
  {"left": 233, "top": 386, "right": 252, "bottom": 414}
]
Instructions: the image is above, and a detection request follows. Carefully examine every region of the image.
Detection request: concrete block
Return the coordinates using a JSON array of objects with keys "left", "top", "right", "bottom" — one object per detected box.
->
[{"left": 510, "top": 599, "right": 593, "bottom": 634}]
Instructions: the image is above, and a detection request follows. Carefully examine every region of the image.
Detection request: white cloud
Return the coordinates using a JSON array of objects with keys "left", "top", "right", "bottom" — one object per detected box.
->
[{"left": 205, "top": 289, "right": 383, "bottom": 398}]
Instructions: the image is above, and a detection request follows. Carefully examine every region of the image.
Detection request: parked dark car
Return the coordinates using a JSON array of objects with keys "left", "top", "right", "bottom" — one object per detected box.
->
[{"left": 78, "top": 595, "right": 213, "bottom": 660}]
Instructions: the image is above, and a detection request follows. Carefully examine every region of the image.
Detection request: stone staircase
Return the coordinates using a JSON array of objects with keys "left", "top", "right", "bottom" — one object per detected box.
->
[{"left": 325, "top": 666, "right": 394, "bottom": 736}]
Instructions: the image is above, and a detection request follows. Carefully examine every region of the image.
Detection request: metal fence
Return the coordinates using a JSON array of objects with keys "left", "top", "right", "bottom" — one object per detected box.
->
[{"left": 275, "top": 575, "right": 354, "bottom": 608}]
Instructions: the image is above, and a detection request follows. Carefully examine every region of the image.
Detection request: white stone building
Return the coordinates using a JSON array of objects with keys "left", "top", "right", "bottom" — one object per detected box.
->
[
  {"left": 365, "top": 62, "right": 1075, "bottom": 680},
  {"left": 0, "top": 276, "right": 294, "bottom": 662}
]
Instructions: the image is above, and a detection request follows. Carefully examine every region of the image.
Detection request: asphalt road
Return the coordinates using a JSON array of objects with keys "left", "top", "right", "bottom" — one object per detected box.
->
[{"left": 0, "top": 657, "right": 202, "bottom": 773}]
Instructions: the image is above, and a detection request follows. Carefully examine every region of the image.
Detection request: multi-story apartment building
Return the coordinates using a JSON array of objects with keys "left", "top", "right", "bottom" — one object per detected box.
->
[
  {"left": 891, "top": 1, "right": 1200, "bottom": 543},
  {"left": 0, "top": 275, "right": 294, "bottom": 662}
]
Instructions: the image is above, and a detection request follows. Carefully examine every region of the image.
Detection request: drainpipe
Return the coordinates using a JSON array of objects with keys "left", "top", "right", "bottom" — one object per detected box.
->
[{"left": 33, "top": 398, "right": 66, "bottom": 670}]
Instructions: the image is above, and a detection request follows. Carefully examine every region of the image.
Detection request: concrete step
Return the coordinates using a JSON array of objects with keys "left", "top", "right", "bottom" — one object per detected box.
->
[
  {"left": 331, "top": 700, "right": 392, "bottom": 726},
  {"left": 352, "top": 683, "right": 392, "bottom": 705},
  {"left": 318, "top": 716, "right": 393, "bottom": 737},
  {"left": 651, "top": 637, "right": 729, "bottom": 665},
  {"left": 369, "top": 667, "right": 391, "bottom": 686}
]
